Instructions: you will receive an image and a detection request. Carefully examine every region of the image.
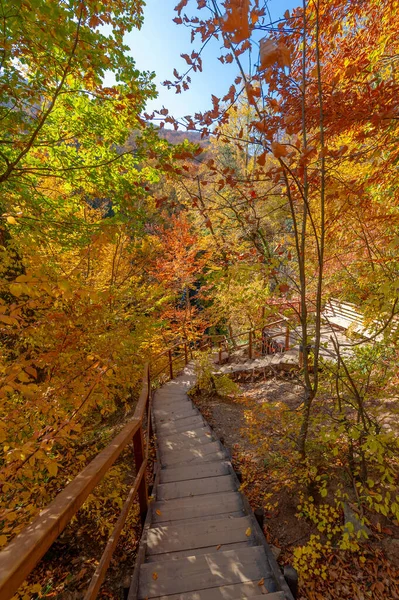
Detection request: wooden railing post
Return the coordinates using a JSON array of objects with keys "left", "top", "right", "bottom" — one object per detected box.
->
[
  {"left": 133, "top": 426, "right": 148, "bottom": 525},
  {"left": 168, "top": 349, "right": 173, "bottom": 379},
  {"left": 249, "top": 330, "right": 253, "bottom": 359},
  {"left": 218, "top": 341, "right": 222, "bottom": 364},
  {"left": 184, "top": 342, "right": 188, "bottom": 364},
  {"left": 147, "top": 367, "right": 153, "bottom": 441},
  {"left": 285, "top": 325, "right": 290, "bottom": 351}
]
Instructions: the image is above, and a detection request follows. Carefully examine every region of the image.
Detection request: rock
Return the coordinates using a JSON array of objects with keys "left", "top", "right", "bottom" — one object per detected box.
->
[{"left": 343, "top": 502, "right": 372, "bottom": 539}]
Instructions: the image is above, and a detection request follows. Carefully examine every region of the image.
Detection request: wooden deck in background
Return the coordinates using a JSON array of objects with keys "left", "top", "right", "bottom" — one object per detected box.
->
[{"left": 128, "top": 364, "right": 294, "bottom": 600}]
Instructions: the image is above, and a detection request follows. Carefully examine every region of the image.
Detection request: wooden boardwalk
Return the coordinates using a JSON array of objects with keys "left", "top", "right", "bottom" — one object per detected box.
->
[{"left": 129, "top": 364, "right": 294, "bottom": 600}]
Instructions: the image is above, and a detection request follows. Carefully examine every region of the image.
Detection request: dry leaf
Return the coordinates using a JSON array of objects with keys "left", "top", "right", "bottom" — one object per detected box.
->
[
  {"left": 156, "top": 509, "right": 161, "bottom": 516},
  {"left": 258, "top": 577, "right": 265, "bottom": 586},
  {"left": 271, "top": 142, "right": 288, "bottom": 158},
  {"left": 259, "top": 38, "right": 279, "bottom": 70},
  {"left": 216, "top": 544, "right": 222, "bottom": 550},
  {"left": 152, "top": 572, "right": 158, "bottom": 580},
  {"left": 245, "top": 527, "right": 252, "bottom": 537},
  {"left": 259, "top": 37, "right": 291, "bottom": 70}
]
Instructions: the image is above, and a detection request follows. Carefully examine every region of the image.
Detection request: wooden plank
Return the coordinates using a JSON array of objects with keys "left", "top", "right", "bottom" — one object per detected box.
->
[
  {"left": 160, "top": 440, "right": 222, "bottom": 459},
  {"left": 138, "top": 546, "right": 271, "bottom": 598},
  {"left": 159, "top": 432, "right": 215, "bottom": 453},
  {"left": 160, "top": 445, "right": 225, "bottom": 467},
  {"left": 156, "top": 411, "right": 200, "bottom": 426},
  {"left": 159, "top": 427, "right": 212, "bottom": 444},
  {"left": 161, "top": 425, "right": 210, "bottom": 438},
  {"left": 159, "top": 461, "right": 231, "bottom": 484},
  {"left": 150, "top": 584, "right": 281, "bottom": 600},
  {"left": 157, "top": 417, "right": 205, "bottom": 434},
  {"left": 155, "top": 407, "right": 198, "bottom": 422},
  {"left": 161, "top": 450, "right": 228, "bottom": 467},
  {"left": 146, "top": 515, "right": 253, "bottom": 555},
  {"left": 152, "top": 491, "right": 243, "bottom": 523},
  {"left": 154, "top": 388, "right": 190, "bottom": 396},
  {"left": 153, "top": 400, "right": 192, "bottom": 413},
  {"left": 156, "top": 474, "right": 236, "bottom": 500},
  {"left": 153, "top": 394, "right": 191, "bottom": 405},
  {"left": 146, "top": 541, "right": 252, "bottom": 562},
  {"left": 158, "top": 387, "right": 190, "bottom": 394}
]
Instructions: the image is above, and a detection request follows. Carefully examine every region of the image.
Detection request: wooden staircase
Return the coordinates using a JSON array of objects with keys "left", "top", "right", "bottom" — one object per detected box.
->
[{"left": 128, "top": 364, "right": 295, "bottom": 600}]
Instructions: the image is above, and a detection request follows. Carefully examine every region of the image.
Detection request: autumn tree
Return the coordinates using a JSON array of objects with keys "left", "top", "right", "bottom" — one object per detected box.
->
[{"left": 0, "top": 1, "right": 189, "bottom": 596}]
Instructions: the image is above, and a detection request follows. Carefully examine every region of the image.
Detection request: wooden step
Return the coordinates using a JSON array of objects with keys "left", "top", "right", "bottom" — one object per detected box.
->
[
  {"left": 146, "top": 515, "right": 254, "bottom": 556},
  {"left": 154, "top": 389, "right": 189, "bottom": 398},
  {"left": 157, "top": 417, "right": 206, "bottom": 434},
  {"left": 156, "top": 407, "right": 198, "bottom": 422},
  {"left": 157, "top": 413, "right": 202, "bottom": 428},
  {"left": 161, "top": 450, "right": 228, "bottom": 467},
  {"left": 153, "top": 399, "right": 193, "bottom": 413},
  {"left": 159, "top": 426, "right": 212, "bottom": 441},
  {"left": 149, "top": 588, "right": 283, "bottom": 600},
  {"left": 138, "top": 546, "right": 272, "bottom": 598},
  {"left": 160, "top": 441, "right": 226, "bottom": 466},
  {"left": 159, "top": 461, "right": 231, "bottom": 484},
  {"left": 152, "top": 490, "right": 243, "bottom": 523},
  {"left": 146, "top": 541, "right": 252, "bottom": 562},
  {"left": 157, "top": 474, "right": 236, "bottom": 500},
  {"left": 159, "top": 431, "right": 215, "bottom": 453}
]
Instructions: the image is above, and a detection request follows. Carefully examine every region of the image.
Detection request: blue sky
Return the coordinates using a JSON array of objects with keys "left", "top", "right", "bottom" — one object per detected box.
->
[{"left": 122, "top": 0, "right": 301, "bottom": 121}]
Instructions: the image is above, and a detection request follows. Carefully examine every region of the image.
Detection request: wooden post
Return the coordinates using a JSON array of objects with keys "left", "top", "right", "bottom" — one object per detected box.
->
[
  {"left": 284, "top": 565, "right": 299, "bottom": 599},
  {"left": 285, "top": 325, "right": 290, "bottom": 351},
  {"left": 147, "top": 368, "right": 153, "bottom": 441},
  {"left": 184, "top": 342, "right": 188, "bottom": 364},
  {"left": 218, "top": 341, "right": 222, "bottom": 364},
  {"left": 249, "top": 330, "right": 253, "bottom": 359},
  {"left": 133, "top": 426, "right": 148, "bottom": 525},
  {"left": 168, "top": 349, "right": 173, "bottom": 380},
  {"left": 254, "top": 507, "right": 264, "bottom": 529}
]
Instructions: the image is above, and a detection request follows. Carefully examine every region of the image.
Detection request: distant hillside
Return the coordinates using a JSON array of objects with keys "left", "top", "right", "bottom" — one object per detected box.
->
[{"left": 157, "top": 128, "right": 210, "bottom": 148}]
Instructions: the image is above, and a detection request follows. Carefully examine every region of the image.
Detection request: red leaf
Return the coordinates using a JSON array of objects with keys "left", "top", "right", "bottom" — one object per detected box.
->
[{"left": 175, "top": 0, "right": 188, "bottom": 16}]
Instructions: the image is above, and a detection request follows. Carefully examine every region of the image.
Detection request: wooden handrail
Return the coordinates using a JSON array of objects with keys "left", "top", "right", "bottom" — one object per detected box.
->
[
  {"left": 0, "top": 363, "right": 152, "bottom": 600},
  {"left": 0, "top": 416, "right": 142, "bottom": 598}
]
